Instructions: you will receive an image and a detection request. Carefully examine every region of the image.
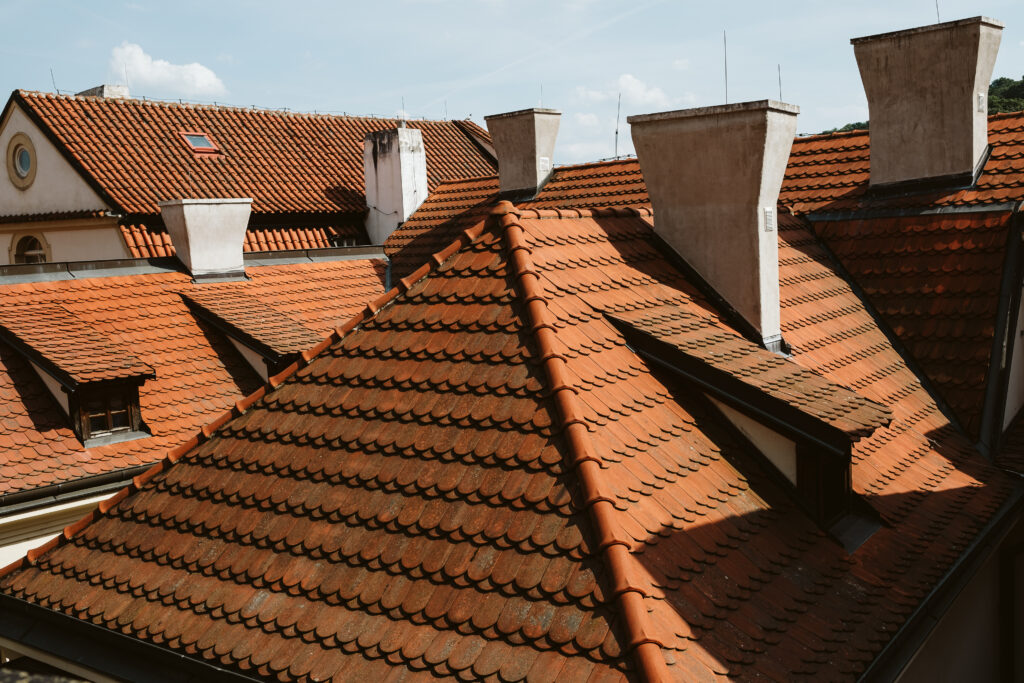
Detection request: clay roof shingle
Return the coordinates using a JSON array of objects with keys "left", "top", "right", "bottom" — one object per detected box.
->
[
  {"left": 10, "top": 90, "right": 496, "bottom": 216},
  {"left": 0, "top": 203, "right": 1013, "bottom": 681},
  {"left": 0, "top": 258, "right": 386, "bottom": 497}
]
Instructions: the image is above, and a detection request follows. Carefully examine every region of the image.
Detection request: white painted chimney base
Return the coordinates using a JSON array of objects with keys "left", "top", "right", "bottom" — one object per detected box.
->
[
  {"left": 363, "top": 128, "right": 428, "bottom": 245},
  {"left": 158, "top": 198, "right": 252, "bottom": 280}
]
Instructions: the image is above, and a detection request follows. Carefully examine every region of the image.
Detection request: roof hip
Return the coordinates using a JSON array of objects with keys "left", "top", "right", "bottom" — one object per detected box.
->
[{"left": 493, "top": 200, "right": 672, "bottom": 682}]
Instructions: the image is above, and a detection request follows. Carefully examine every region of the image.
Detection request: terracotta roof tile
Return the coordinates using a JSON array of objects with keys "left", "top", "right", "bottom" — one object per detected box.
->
[
  {"left": 812, "top": 212, "right": 1012, "bottom": 436},
  {"left": 0, "top": 303, "right": 154, "bottom": 385},
  {"left": 779, "top": 111, "right": 1024, "bottom": 214},
  {"left": 0, "top": 257, "right": 385, "bottom": 497},
  {"left": 0, "top": 203, "right": 1013, "bottom": 681},
  {"left": 15, "top": 90, "right": 496, "bottom": 217}
]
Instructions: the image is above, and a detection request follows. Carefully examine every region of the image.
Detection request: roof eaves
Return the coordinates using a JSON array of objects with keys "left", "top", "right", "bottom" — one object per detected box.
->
[
  {"left": 494, "top": 200, "right": 671, "bottom": 682},
  {"left": 11, "top": 91, "right": 124, "bottom": 213}
]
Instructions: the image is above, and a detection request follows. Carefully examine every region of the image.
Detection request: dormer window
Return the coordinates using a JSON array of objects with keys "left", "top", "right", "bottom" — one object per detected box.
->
[
  {"left": 179, "top": 131, "right": 220, "bottom": 155},
  {"left": 0, "top": 303, "right": 155, "bottom": 446}
]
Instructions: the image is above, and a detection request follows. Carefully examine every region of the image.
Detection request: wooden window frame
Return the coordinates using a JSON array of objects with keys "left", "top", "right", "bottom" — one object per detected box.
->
[{"left": 71, "top": 384, "right": 143, "bottom": 441}]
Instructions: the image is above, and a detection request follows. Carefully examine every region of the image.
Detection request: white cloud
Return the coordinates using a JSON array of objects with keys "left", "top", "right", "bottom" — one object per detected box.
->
[
  {"left": 110, "top": 43, "right": 226, "bottom": 99},
  {"left": 672, "top": 58, "right": 689, "bottom": 71},
  {"left": 574, "top": 112, "right": 601, "bottom": 127},
  {"left": 576, "top": 74, "right": 680, "bottom": 109}
]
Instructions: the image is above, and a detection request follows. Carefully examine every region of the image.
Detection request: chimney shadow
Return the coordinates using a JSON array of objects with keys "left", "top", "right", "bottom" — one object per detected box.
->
[{"left": 0, "top": 341, "right": 77, "bottom": 436}]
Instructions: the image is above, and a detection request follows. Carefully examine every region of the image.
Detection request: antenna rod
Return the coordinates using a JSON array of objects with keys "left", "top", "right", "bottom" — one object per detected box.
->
[
  {"left": 935, "top": 0, "right": 940, "bottom": 22},
  {"left": 49, "top": 68, "right": 58, "bottom": 94},
  {"left": 723, "top": 30, "right": 728, "bottom": 104},
  {"left": 614, "top": 91, "right": 621, "bottom": 158},
  {"left": 778, "top": 64, "right": 782, "bottom": 100}
]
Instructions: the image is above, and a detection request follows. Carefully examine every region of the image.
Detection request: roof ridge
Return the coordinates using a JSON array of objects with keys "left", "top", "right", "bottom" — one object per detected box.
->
[
  {"left": 0, "top": 215, "right": 492, "bottom": 581},
  {"left": 493, "top": 200, "right": 671, "bottom": 682},
  {"left": 14, "top": 89, "right": 466, "bottom": 125}
]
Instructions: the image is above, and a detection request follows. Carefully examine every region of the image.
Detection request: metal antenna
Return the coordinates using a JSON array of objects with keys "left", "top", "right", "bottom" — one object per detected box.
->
[
  {"left": 123, "top": 63, "right": 130, "bottom": 90},
  {"left": 49, "top": 68, "right": 59, "bottom": 94},
  {"left": 935, "top": 0, "right": 940, "bottom": 22},
  {"left": 723, "top": 31, "right": 729, "bottom": 104},
  {"left": 614, "top": 92, "right": 622, "bottom": 157},
  {"left": 401, "top": 96, "right": 405, "bottom": 119},
  {"left": 778, "top": 64, "right": 782, "bottom": 101},
  {"left": 540, "top": 84, "right": 543, "bottom": 107}
]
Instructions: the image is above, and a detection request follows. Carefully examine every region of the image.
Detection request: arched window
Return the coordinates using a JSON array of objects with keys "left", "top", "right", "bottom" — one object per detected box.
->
[{"left": 14, "top": 235, "right": 46, "bottom": 264}]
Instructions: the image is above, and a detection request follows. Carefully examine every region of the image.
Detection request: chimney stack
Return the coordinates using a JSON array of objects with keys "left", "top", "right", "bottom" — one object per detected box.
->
[
  {"left": 852, "top": 16, "right": 1003, "bottom": 187},
  {"left": 484, "top": 108, "right": 560, "bottom": 196},
  {"left": 75, "top": 85, "right": 130, "bottom": 99},
  {"left": 363, "top": 127, "right": 429, "bottom": 244},
  {"left": 629, "top": 101, "right": 799, "bottom": 351},
  {"left": 159, "top": 198, "right": 252, "bottom": 281}
]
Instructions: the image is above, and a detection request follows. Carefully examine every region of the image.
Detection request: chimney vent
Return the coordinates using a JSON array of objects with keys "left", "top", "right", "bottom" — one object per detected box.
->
[
  {"left": 852, "top": 16, "right": 1003, "bottom": 187},
  {"left": 363, "top": 127, "right": 428, "bottom": 244},
  {"left": 629, "top": 100, "right": 799, "bottom": 351},
  {"left": 75, "top": 85, "right": 130, "bottom": 99},
  {"left": 159, "top": 198, "right": 252, "bottom": 281},
  {"left": 484, "top": 108, "right": 560, "bottom": 196}
]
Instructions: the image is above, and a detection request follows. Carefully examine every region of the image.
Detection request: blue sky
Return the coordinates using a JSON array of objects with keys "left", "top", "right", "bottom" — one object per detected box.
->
[{"left": 2, "top": 0, "right": 1023, "bottom": 164}]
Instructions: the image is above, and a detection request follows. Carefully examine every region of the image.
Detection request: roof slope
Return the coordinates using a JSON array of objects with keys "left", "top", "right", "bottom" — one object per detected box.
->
[
  {"left": 0, "top": 258, "right": 385, "bottom": 497},
  {"left": 385, "top": 159, "right": 647, "bottom": 280},
  {"left": 0, "top": 205, "right": 1014, "bottom": 681},
  {"left": 11, "top": 90, "right": 496, "bottom": 216},
  {"left": 779, "top": 111, "right": 1024, "bottom": 214}
]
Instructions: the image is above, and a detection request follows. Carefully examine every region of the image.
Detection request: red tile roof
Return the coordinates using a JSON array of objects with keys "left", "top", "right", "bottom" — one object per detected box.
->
[
  {"left": 813, "top": 211, "right": 1012, "bottom": 436},
  {"left": 120, "top": 219, "right": 365, "bottom": 258},
  {"left": 0, "top": 204, "right": 1012, "bottom": 681},
  {"left": 183, "top": 288, "right": 323, "bottom": 357},
  {"left": 780, "top": 111, "right": 1024, "bottom": 214},
  {"left": 0, "top": 258, "right": 385, "bottom": 497},
  {"left": 0, "top": 304, "right": 153, "bottom": 386},
  {"left": 385, "top": 158, "right": 647, "bottom": 280},
  {"left": 12, "top": 90, "right": 496, "bottom": 217}
]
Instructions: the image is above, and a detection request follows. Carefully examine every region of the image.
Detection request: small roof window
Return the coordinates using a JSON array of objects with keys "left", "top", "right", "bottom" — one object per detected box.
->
[{"left": 179, "top": 130, "right": 220, "bottom": 155}]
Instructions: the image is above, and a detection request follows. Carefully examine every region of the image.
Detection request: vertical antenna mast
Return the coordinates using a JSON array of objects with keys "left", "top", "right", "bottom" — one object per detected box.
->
[
  {"left": 935, "top": 0, "right": 940, "bottom": 22},
  {"left": 778, "top": 64, "right": 782, "bottom": 100},
  {"left": 723, "top": 30, "right": 729, "bottom": 104},
  {"left": 49, "top": 68, "right": 59, "bottom": 94},
  {"left": 614, "top": 91, "right": 621, "bottom": 158}
]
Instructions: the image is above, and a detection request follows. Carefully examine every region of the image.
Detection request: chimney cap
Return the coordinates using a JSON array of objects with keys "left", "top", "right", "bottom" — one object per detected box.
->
[
  {"left": 484, "top": 107, "right": 560, "bottom": 122},
  {"left": 850, "top": 15, "right": 1004, "bottom": 45},
  {"left": 628, "top": 100, "right": 799, "bottom": 125}
]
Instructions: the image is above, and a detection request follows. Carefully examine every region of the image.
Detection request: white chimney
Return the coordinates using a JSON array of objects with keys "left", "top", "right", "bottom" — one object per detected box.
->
[
  {"left": 628, "top": 101, "right": 799, "bottom": 351},
  {"left": 75, "top": 85, "right": 130, "bottom": 99},
  {"left": 852, "top": 16, "right": 1003, "bottom": 187},
  {"left": 363, "top": 127, "right": 429, "bottom": 244},
  {"left": 158, "top": 198, "right": 252, "bottom": 280},
  {"left": 484, "top": 108, "right": 560, "bottom": 196}
]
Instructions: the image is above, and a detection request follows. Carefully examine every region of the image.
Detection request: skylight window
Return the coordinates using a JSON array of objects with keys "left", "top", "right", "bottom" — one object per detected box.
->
[{"left": 179, "top": 131, "right": 220, "bottom": 155}]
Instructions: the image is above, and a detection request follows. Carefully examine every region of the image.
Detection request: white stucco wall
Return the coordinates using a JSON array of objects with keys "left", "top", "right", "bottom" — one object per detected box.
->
[
  {"left": 708, "top": 395, "right": 798, "bottom": 484},
  {"left": 0, "top": 223, "right": 130, "bottom": 265},
  {"left": 0, "top": 105, "right": 110, "bottom": 216},
  {"left": 0, "top": 494, "right": 110, "bottom": 568}
]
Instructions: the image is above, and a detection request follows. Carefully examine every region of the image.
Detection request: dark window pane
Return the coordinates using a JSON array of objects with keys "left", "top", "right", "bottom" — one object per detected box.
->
[
  {"left": 184, "top": 134, "right": 213, "bottom": 149},
  {"left": 110, "top": 409, "right": 129, "bottom": 430}
]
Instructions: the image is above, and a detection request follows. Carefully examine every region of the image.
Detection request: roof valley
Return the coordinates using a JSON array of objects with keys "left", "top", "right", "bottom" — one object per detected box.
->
[{"left": 495, "top": 201, "right": 672, "bottom": 681}]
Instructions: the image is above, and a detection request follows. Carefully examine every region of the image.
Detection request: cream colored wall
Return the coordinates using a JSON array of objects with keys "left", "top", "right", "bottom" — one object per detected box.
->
[
  {"left": 0, "top": 106, "right": 110, "bottom": 216},
  {"left": 0, "top": 223, "right": 130, "bottom": 265},
  {"left": 708, "top": 396, "right": 798, "bottom": 484},
  {"left": 0, "top": 493, "right": 109, "bottom": 567}
]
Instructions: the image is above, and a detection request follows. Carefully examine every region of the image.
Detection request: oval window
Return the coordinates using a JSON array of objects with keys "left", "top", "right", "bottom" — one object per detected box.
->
[{"left": 14, "top": 146, "right": 31, "bottom": 178}]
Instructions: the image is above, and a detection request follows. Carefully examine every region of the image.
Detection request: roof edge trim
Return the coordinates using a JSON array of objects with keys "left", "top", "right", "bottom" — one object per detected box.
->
[{"left": 495, "top": 200, "right": 672, "bottom": 681}]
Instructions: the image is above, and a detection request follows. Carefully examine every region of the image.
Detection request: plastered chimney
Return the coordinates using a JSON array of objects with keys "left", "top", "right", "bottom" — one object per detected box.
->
[
  {"left": 76, "top": 85, "right": 130, "bottom": 99},
  {"left": 852, "top": 16, "right": 1003, "bottom": 187},
  {"left": 484, "top": 108, "right": 560, "bottom": 196},
  {"left": 159, "top": 198, "right": 252, "bottom": 280},
  {"left": 363, "top": 127, "right": 429, "bottom": 244},
  {"left": 628, "top": 100, "right": 799, "bottom": 351}
]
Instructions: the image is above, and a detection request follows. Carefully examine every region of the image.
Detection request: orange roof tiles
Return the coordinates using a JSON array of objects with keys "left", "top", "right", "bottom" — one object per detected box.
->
[
  {"left": 780, "top": 111, "right": 1024, "bottom": 214},
  {"left": 120, "top": 220, "right": 365, "bottom": 258},
  {"left": 385, "top": 159, "right": 647, "bottom": 280},
  {"left": 0, "top": 257, "right": 385, "bottom": 497},
  {"left": 13, "top": 90, "right": 496, "bottom": 217},
  {"left": 0, "top": 304, "right": 153, "bottom": 386},
  {"left": 812, "top": 211, "right": 1012, "bottom": 436},
  {"left": 0, "top": 203, "right": 1013, "bottom": 681}
]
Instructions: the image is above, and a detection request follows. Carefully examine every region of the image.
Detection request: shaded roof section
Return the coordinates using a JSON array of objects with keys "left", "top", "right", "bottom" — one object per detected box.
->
[
  {"left": 0, "top": 304, "right": 153, "bottom": 387},
  {"left": 0, "top": 257, "right": 386, "bottom": 497},
  {"left": 183, "top": 288, "right": 324, "bottom": 358},
  {"left": 780, "top": 111, "right": 1024, "bottom": 214},
  {"left": 9, "top": 90, "right": 496, "bottom": 216},
  {"left": 997, "top": 409, "right": 1024, "bottom": 475},
  {"left": 385, "top": 158, "right": 647, "bottom": 280},
  {"left": 0, "top": 204, "right": 1014, "bottom": 681},
  {"left": 813, "top": 211, "right": 1013, "bottom": 437}
]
